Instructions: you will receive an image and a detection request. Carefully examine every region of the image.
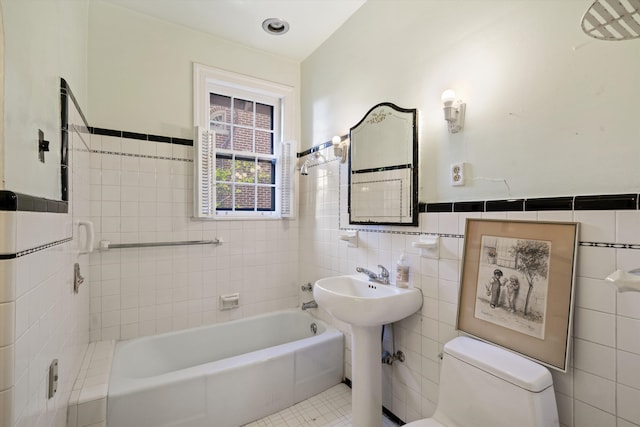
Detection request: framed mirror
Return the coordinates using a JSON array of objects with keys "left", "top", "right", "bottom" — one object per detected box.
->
[{"left": 348, "top": 102, "right": 418, "bottom": 226}]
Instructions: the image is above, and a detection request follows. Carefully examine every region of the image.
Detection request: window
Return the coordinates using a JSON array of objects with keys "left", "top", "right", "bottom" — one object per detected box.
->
[{"left": 193, "top": 64, "right": 296, "bottom": 219}]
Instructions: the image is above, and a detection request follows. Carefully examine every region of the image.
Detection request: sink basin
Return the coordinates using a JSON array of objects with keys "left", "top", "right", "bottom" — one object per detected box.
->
[{"left": 313, "top": 274, "right": 422, "bottom": 327}]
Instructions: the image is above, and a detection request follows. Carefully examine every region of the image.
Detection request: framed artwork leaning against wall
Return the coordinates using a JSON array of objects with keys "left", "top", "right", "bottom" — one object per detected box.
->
[{"left": 457, "top": 219, "right": 579, "bottom": 372}]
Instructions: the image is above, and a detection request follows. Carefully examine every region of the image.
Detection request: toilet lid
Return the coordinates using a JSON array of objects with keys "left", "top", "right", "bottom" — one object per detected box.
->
[{"left": 403, "top": 418, "right": 446, "bottom": 427}]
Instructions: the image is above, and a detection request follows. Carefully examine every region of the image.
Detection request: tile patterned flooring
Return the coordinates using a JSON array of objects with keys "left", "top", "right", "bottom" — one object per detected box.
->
[{"left": 245, "top": 383, "right": 401, "bottom": 427}]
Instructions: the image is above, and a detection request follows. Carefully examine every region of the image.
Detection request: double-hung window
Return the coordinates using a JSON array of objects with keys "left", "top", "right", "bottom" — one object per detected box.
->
[{"left": 193, "top": 64, "right": 295, "bottom": 219}]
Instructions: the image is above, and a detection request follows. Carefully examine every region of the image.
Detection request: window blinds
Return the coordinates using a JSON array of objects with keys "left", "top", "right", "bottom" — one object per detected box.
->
[
  {"left": 279, "top": 140, "right": 295, "bottom": 218},
  {"left": 194, "top": 127, "right": 215, "bottom": 218}
]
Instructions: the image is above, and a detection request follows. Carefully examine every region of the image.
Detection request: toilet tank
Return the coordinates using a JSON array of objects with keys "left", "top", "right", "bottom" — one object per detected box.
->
[{"left": 433, "top": 336, "right": 559, "bottom": 427}]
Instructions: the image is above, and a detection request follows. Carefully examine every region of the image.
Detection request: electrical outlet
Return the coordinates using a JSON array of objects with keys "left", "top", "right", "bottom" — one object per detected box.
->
[{"left": 450, "top": 162, "right": 465, "bottom": 186}]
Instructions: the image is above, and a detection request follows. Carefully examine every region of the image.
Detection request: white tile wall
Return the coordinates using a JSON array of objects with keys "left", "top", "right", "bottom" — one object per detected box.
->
[
  {"left": 299, "top": 155, "right": 640, "bottom": 427},
  {"left": 7, "top": 219, "right": 89, "bottom": 427},
  {"left": 4, "top": 117, "right": 639, "bottom": 426},
  {"left": 87, "top": 133, "right": 299, "bottom": 341},
  {"left": 0, "top": 96, "right": 91, "bottom": 427}
]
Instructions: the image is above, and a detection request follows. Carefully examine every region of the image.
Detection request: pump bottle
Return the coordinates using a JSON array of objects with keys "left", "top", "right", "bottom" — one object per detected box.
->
[{"left": 396, "top": 252, "right": 409, "bottom": 288}]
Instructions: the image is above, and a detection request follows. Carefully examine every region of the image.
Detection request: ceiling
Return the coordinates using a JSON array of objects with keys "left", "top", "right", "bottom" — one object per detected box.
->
[{"left": 100, "top": 0, "right": 367, "bottom": 61}]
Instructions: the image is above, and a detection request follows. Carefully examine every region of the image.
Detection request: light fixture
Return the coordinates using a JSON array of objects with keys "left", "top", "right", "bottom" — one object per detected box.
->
[
  {"left": 441, "top": 89, "right": 466, "bottom": 133},
  {"left": 262, "top": 18, "right": 290, "bottom": 35},
  {"left": 332, "top": 135, "right": 349, "bottom": 163},
  {"left": 581, "top": 0, "right": 640, "bottom": 41}
]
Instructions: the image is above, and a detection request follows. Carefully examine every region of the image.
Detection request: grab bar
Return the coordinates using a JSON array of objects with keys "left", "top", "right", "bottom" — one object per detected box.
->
[{"left": 99, "top": 239, "right": 222, "bottom": 251}]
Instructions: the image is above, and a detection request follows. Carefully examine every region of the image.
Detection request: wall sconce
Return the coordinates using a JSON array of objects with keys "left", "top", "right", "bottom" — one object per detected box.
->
[
  {"left": 441, "top": 89, "right": 466, "bottom": 133},
  {"left": 332, "top": 135, "right": 349, "bottom": 163}
]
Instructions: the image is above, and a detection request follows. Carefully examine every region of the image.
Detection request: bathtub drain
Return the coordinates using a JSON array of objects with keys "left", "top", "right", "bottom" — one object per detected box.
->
[{"left": 310, "top": 323, "right": 317, "bottom": 335}]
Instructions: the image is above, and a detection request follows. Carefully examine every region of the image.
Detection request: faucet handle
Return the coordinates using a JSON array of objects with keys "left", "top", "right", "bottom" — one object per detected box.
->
[{"left": 378, "top": 264, "right": 389, "bottom": 278}]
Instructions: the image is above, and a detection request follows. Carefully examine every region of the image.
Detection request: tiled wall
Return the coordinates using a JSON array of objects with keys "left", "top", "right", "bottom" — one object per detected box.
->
[
  {"left": 299, "top": 150, "right": 640, "bottom": 427},
  {"left": 86, "top": 131, "right": 299, "bottom": 341},
  {"left": 0, "top": 86, "right": 91, "bottom": 427}
]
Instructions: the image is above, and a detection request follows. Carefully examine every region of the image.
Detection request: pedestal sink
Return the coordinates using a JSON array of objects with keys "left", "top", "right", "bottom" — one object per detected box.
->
[{"left": 313, "top": 274, "right": 422, "bottom": 427}]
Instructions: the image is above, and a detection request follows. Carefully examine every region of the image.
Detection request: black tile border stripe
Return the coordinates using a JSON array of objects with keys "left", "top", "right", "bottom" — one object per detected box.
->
[
  {"left": 297, "top": 140, "right": 333, "bottom": 158},
  {"left": 91, "top": 149, "right": 192, "bottom": 163},
  {"left": 420, "top": 193, "right": 640, "bottom": 213},
  {"left": 61, "top": 78, "right": 90, "bottom": 130},
  {"left": 61, "top": 79, "right": 70, "bottom": 202},
  {"left": 351, "top": 163, "right": 411, "bottom": 174},
  {"left": 0, "top": 191, "right": 68, "bottom": 213},
  {"left": 122, "top": 131, "right": 147, "bottom": 140},
  {"left": 89, "top": 127, "right": 194, "bottom": 146},
  {"left": 574, "top": 193, "right": 638, "bottom": 210},
  {"left": 525, "top": 197, "right": 574, "bottom": 211},
  {"left": 0, "top": 237, "right": 73, "bottom": 259},
  {"left": 61, "top": 78, "right": 92, "bottom": 204},
  {"left": 486, "top": 199, "right": 525, "bottom": 212},
  {"left": 424, "top": 202, "right": 452, "bottom": 213},
  {"left": 454, "top": 201, "right": 485, "bottom": 212},
  {"left": 91, "top": 127, "right": 121, "bottom": 137},
  {"left": 148, "top": 134, "right": 172, "bottom": 143},
  {"left": 580, "top": 241, "right": 640, "bottom": 249}
]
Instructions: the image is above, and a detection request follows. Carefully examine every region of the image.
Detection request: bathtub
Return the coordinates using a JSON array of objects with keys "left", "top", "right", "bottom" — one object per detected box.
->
[{"left": 107, "top": 310, "right": 344, "bottom": 427}]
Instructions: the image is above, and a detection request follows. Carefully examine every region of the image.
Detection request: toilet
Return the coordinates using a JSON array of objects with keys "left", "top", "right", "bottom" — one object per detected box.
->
[{"left": 405, "top": 336, "right": 559, "bottom": 427}]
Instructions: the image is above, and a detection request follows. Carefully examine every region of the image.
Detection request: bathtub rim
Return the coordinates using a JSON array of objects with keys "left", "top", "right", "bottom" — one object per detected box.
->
[{"left": 108, "top": 309, "right": 342, "bottom": 398}]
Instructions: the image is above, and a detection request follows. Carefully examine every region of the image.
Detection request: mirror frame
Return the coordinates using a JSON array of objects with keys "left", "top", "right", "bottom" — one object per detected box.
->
[{"left": 348, "top": 102, "right": 418, "bottom": 226}]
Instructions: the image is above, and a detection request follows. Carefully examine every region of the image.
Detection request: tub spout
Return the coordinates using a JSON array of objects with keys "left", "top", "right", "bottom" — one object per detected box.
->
[{"left": 302, "top": 300, "right": 318, "bottom": 310}]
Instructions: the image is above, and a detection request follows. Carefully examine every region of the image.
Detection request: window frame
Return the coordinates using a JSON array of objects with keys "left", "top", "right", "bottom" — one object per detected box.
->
[{"left": 193, "top": 63, "right": 296, "bottom": 219}]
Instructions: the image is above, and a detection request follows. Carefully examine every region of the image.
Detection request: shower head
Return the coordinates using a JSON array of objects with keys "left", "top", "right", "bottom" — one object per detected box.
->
[
  {"left": 299, "top": 151, "right": 327, "bottom": 176},
  {"left": 300, "top": 159, "right": 309, "bottom": 176}
]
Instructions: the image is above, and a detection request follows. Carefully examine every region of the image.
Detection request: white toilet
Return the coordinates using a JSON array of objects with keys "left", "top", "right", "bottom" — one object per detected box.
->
[{"left": 405, "top": 336, "right": 559, "bottom": 427}]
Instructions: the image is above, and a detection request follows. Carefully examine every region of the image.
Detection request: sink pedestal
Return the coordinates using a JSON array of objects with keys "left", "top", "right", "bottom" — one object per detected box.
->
[
  {"left": 351, "top": 325, "right": 383, "bottom": 427},
  {"left": 313, "top": 275, "right": 423, "bottom": 427}
]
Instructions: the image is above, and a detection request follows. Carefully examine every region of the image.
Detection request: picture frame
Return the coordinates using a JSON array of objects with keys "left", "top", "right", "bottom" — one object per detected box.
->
[{"left": 457, "top": 219, "right": 579, "bottom": 372}]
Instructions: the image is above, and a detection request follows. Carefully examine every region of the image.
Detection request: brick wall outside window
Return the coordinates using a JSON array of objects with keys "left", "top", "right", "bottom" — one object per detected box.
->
[{"left": 210, "top": 94, "right": 275, "bottom": 211}]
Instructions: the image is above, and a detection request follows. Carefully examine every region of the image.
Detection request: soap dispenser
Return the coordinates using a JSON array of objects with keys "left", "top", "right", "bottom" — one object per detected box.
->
[{"left": 396, "top": 252, "right": 409, "bottom": 288}]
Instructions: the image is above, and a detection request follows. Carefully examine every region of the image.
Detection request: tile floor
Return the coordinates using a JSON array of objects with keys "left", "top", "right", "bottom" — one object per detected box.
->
[{"left": 244, "top": 383, "right": 401, "bottom": 427}]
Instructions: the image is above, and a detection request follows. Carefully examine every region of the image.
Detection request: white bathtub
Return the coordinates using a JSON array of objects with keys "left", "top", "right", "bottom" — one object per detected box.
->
[{"left": 107, "top": 310, "right": 344, "bottom": 427}]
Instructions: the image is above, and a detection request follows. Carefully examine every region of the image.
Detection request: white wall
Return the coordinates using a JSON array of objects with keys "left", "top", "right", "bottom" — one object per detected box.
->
[
  {"left": 87, "top": 0, "right": 300, "bottom": 140},
  {"left": 1, "top": 0, "right": 88, "bottom": 199},
  {"left": 299, "top": 1, "right": 640, "bottom": 426},
  {"left": 85, "top": 1, "right": 302, "bottom": 341},
  {"left": 301, "top": 0, "right": 640, "bottom": 203},
  {"left": 0, "top": 1, "right": 91, "bottom": 426}
]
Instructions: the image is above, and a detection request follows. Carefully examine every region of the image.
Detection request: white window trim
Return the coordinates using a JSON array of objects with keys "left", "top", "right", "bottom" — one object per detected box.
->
[{"left": 193, "top": 63, "right": 297, "bottom": 219}]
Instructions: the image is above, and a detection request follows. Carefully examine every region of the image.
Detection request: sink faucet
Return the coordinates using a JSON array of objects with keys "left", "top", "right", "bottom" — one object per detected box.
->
[
  {"left": 302, "top": 300, "right": 318, "bottom": 310},
  {"left": 356, "top": 265, "right": 390, "bottom": 285}
]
